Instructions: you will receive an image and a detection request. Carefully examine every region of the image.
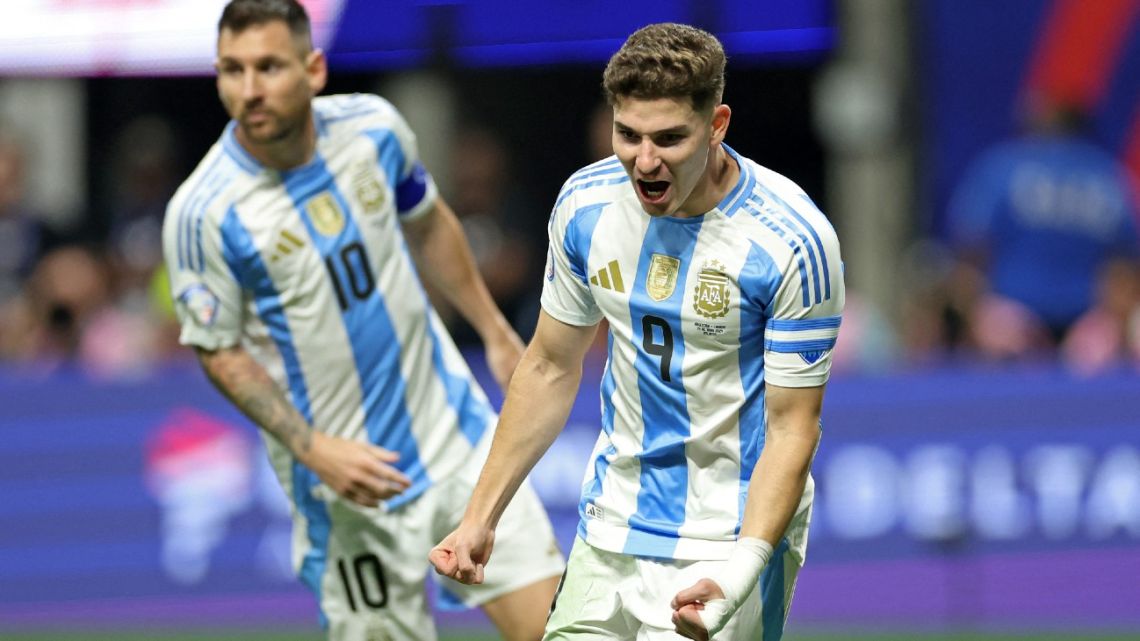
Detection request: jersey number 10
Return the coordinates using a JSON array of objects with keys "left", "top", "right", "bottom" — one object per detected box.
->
[{"left": 325, "top": 241, "right": 376, "bottom": 311}]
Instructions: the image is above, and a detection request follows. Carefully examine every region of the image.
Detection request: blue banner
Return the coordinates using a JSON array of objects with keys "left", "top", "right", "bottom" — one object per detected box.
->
[{"left": 1, "top": 360, "right": 1137, "bottom": 631}]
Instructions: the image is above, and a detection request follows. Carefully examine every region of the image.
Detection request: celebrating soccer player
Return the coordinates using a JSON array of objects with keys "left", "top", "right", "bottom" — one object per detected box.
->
[
  {"left": 431, "top": 23, "right": 844, "bottom": 641},
  {"left": 162, "top": 1, "right": 563, "bottom": 639}
]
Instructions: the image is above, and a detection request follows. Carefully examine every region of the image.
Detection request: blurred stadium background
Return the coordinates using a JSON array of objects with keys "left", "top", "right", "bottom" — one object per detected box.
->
[{"left": 2, "top": 0, "right": 1139, "bottom": 639}]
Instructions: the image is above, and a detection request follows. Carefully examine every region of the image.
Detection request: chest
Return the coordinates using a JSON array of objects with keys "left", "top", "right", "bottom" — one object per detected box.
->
[
  {"left": 584, "top": 211, "right": 757, "bottom": 349},
  {"left": 230, "top": 149, "right": 403, "bottom": 302}
]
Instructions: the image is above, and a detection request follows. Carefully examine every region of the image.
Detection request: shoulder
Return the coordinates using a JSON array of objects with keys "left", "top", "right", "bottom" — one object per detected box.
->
[
  {"left": 736, "top": 160, "right": 839, "bottom": 248},
  {"left": 315, "top": 93, "right": 408, "bottom": 135},
  {"left": 165, "top": 144, "right": 245, "bottom": 234},
  {"left": 551, "top": 156, "right": 631, "bottom": 224}
]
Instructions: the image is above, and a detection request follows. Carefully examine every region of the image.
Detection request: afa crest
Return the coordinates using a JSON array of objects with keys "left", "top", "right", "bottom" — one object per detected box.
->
[
  {"left": 693, "top": 259, "right": 731, "bottom": 318},
  {"left": 353, "top": 163, "right": 385, "bottom": 213},
  {"left": 306, "top": 192, "right": 345, "bottom": 236},
  {"left": 646, "top": 254, "right": 680, "bottom": 301}
]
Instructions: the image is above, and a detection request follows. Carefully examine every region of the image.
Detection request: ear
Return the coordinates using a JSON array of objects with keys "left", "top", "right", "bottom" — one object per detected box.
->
[
  {"left": 710, "top": 104, "right": 731, "bottom": 146},
  {"left": 306, "top": 48, "right": 328, "bottom": 95}
]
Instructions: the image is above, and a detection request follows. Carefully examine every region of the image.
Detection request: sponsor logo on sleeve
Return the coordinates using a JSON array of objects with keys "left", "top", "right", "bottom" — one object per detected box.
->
[{"left": 178, "top": 283, "right": 220, "bottom": 328}]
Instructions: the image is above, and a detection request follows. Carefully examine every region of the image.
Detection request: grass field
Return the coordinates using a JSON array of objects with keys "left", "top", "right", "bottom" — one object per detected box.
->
[{"left": 2, "top": 632, "right": 1138, "bottom": 641}]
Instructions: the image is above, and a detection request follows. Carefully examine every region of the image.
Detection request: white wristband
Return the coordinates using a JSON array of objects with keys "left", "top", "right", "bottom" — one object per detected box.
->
[{"left": 697, "top": 537, "right": 773, "bottom": 637}]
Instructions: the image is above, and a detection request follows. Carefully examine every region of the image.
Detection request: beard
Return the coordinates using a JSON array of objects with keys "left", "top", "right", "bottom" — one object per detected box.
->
[{"left": 238, "top": 109, "right": 299, "bottom": 144}]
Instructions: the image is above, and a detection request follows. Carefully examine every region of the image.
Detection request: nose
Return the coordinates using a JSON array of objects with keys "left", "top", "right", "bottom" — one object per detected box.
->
[
  {"left": 635, "top": 140, "right": 661, "bottom": 175},
  {"left": 241, "top": 70, "right": 262, "bottom": 102}
]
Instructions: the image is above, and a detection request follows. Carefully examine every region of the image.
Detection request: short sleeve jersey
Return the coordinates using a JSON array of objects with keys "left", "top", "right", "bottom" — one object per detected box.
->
[
  {"left": 541, "top": 146, "right": 844, "bottom": 561},
  {"left": 162, "top": 94, "right": 494, "bottom": 516}
]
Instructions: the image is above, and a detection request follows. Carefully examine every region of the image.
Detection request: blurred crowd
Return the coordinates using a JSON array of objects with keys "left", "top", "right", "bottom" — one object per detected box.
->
[
  {"left": 0, "top": 117, "right": 187, "bottom": 378},
  {"left": 2, "top": 95, "right": 1139, "bottom": 380},
  {"left": 895, "top": 99, "right": 1140, "bottom": 375}
]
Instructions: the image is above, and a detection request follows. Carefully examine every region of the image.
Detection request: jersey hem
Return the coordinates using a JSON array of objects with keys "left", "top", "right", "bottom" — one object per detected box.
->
[{"left": 578, "top": 518, "right": 737, "bottom": 561}]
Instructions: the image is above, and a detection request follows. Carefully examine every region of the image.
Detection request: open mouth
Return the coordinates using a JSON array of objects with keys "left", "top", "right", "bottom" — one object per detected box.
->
[{"left": 637, "top": 179, "right": 670, "bottom": 203}]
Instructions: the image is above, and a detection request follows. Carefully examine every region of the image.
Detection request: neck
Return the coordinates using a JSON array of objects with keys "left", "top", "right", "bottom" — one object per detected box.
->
[
  {"left": 236, "top": 112, "right": 317, "bottom": 171},
  {"left": 677, "top": 143, "right": 738, "bottom": 217}
]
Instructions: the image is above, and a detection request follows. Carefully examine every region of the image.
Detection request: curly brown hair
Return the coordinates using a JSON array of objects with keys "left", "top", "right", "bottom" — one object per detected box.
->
[{"left": 602, "top": 23, "right": 726, "bottom": 113}]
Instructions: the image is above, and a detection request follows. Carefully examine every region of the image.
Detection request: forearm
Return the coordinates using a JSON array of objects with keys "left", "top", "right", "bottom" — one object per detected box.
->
[
  {"left": 739, "top": 383, "right": 824, "bottom": 545},
  {"left": 196, "top": 346, "right": 314, "bottom": 458},
  {"left": 739, "top": 424, "right": 819, "bottom": 544},
  {"left": 405, "top": 200, "right": 514, "bottom": 343},
  {"left": 464, "top": 346, "right": 582, "bottom": 527}
]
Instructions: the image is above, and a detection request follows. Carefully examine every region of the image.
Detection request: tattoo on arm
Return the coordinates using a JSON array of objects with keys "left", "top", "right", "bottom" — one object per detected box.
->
[{"left": 197, "top": 347, "right": 314, "bottom": 456}]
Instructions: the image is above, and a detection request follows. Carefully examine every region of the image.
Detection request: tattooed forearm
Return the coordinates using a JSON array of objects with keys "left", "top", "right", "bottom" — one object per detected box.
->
[{"left": 196, "top": 346, "right": 314, "bottom": 456}]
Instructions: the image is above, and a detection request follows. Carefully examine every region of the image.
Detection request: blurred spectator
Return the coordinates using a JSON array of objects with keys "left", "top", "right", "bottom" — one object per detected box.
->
[
  {"left": 106, "top": 116, "right": 182, "bottom": 303},
  {"left": 1061, "top": 257, "right": 1140, "bottom": 374},
  {"left": 441, "top": 126, "right": 546, "bottom": 341},
  {"left": 0, "top": 128, "right": 52, "bottom": 306},
  {"left": 105, "top": 115, "right": 186, "bottom": 363},
  {"left": 0, "top": 244, "right": 168, "bottom": 378},
  {"left": 0, "top": 245, "right": 111, "bottom": 367},
  {"left": 944, "top": 98, "right": 1139, "bottom": 360}
]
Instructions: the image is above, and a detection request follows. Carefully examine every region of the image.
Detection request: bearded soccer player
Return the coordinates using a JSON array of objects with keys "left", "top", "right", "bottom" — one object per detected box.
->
[
  {"left": 432, "top": 23, "right": 844, "bottom": 641},
  {"left": 162, "top": 1, "right": 562, "bottom": 639}
]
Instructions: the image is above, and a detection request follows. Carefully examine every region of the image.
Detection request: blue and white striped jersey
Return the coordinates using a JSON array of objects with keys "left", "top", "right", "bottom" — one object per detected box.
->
[
  {"left": 541, "top": 145, "right": 844, "bottom": 562},
  {"left": 163, "top": 94, "right": 495, "bottom": 522}
]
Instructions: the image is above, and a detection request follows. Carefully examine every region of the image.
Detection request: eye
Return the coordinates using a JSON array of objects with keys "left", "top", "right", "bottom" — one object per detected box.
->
[
  {"left": 657, "top": 133, "right": 685, "bottom": 146},
  {"left": 617, "top": 129, "right": 638, "bottom": 142}
]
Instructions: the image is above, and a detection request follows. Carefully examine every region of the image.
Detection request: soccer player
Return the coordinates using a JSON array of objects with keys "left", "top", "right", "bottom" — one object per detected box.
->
[
  {"left": 431, "top": 23, "right": 844, "bottom": 641},
  {"left": 161, "top": 1, "right": 563, "bottom": 639}
]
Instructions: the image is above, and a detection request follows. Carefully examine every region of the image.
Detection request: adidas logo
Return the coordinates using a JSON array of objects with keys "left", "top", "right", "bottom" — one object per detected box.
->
[
  {"left": 590, "top": 260, "right": 625, "bottom": 292},
  {"left": 270, "top": 229, "right": 305, "bottom": 262}
]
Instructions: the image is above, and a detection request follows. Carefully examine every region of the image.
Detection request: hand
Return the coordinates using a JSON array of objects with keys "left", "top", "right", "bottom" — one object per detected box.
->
[
  {"left": 429, "top": 521, "right": 496, "bottom": 585},
  {"left": 298, "top": 431, "right": 412, "bottom": 507},
  {"left": 484, "top": 329, "right": 525, "bottom": 395},
  {"left": 671, "top": 578, "right": 726, "bottom": 641}
]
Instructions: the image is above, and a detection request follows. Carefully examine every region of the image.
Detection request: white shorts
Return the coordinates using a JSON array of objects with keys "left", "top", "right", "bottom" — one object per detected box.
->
[
  {"left": 544, "top": 537, "right": 803, "bottom": 641},
  {"left": 311, "top": 434, "right": 565, "bottom": 641}
]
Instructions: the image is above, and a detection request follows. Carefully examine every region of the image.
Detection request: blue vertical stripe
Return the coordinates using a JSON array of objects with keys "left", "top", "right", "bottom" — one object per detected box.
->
[
  {"left": 347, "top": 128, "right": 492, "bottom": 483},
  {"left": 421, "top": 300, "right": 492, "bottom": 448},
  {"left": 761, "top": 539, "right": 790, "bottom": 641},
  {"left": 364, "top": 128, "right": 407, "bottom": 192},
  {"left": 564, "top": 203, "right": 609, "bottom": 284},
  {"left": 736, "top": 242, "right": 783, "bottom": 533},
  {"left": 218, "top": 208, "right": 331, "bottom": 611},
  {"left": 572, "top": 203, "right": 613, "bottom": 534},
  {"left": 280, "top": 154, "right": 428, "bottom": 507},
  {"left": 622, "top": 216, "right": 701, "bottom": 557},
  {"left": 579, "top": 331, "right": 617, "bottom": 539}
]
